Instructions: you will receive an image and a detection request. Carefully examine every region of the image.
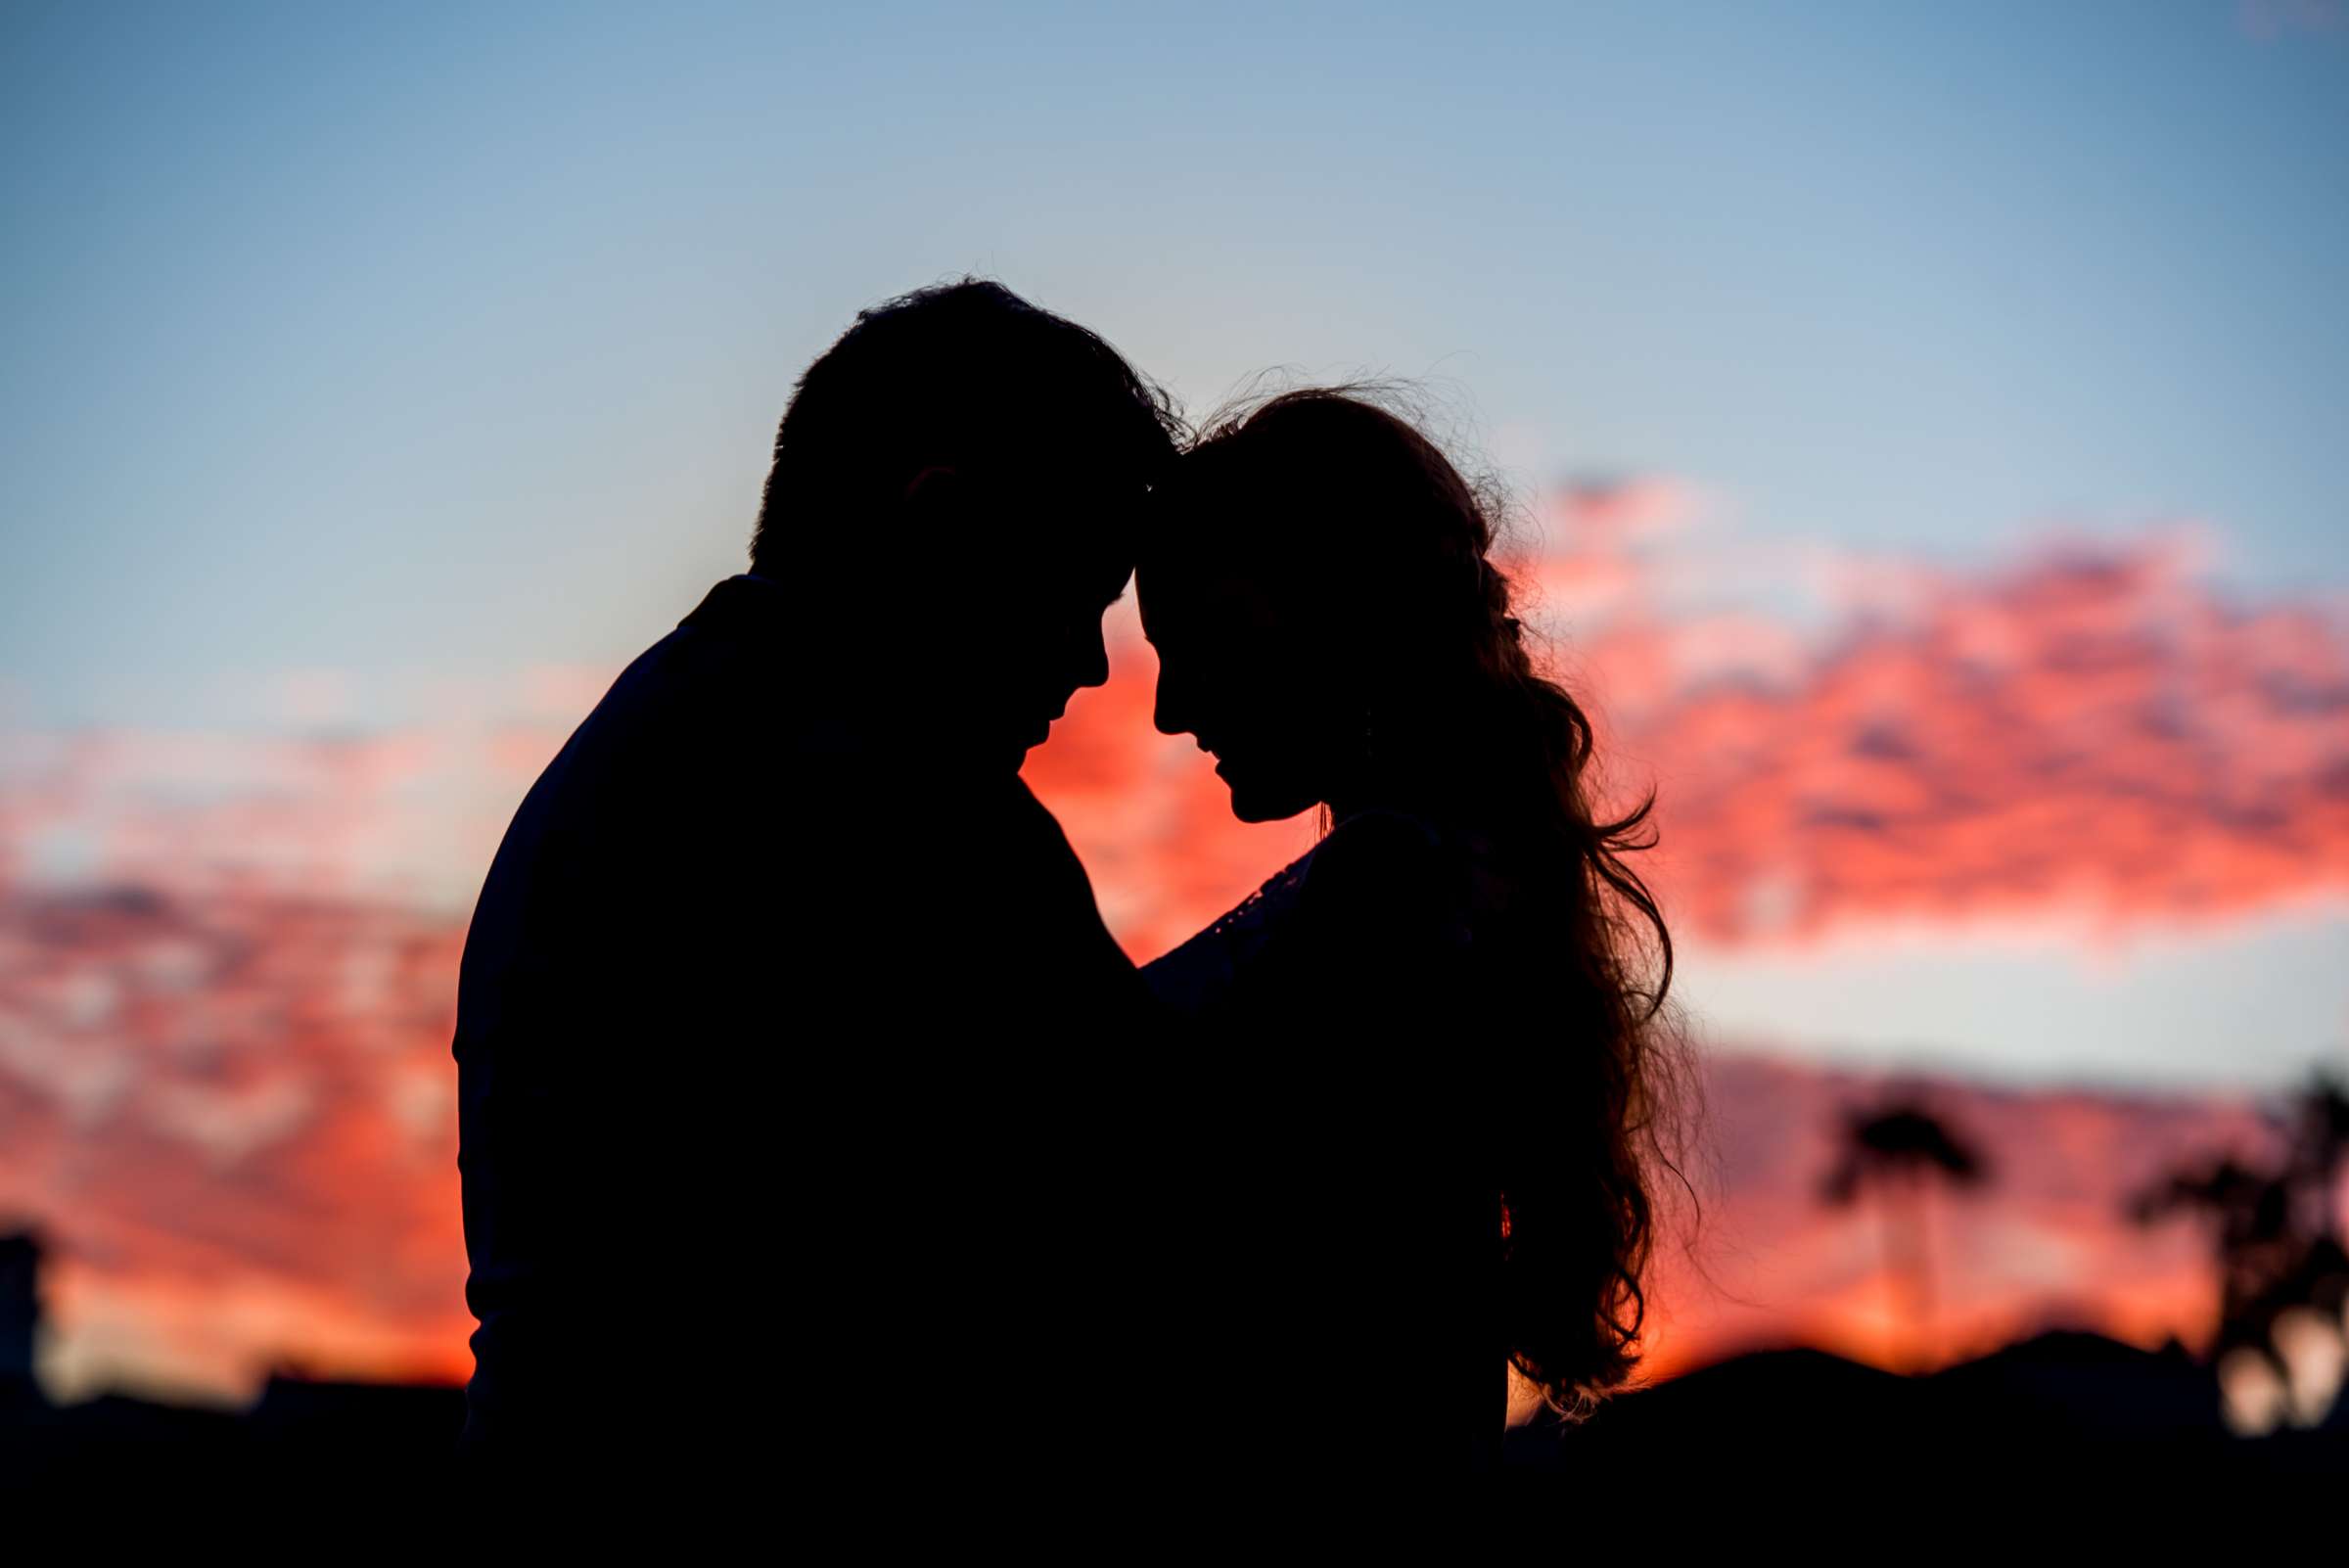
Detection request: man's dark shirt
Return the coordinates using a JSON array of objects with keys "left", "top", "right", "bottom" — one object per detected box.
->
[{"left": 452, "top": 574, "right": 1158, "bottom": 1505}]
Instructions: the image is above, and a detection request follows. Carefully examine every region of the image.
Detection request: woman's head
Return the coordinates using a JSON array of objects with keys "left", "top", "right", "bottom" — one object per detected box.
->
[
  {"left": 1137, "top": 390, "right": 1515, "bottom": 823},
  {"left": 1138, "top": 385, "right": 1701, "bottom": 1418}
]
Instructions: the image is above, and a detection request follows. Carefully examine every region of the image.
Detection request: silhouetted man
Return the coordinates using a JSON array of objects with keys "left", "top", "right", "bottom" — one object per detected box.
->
[{"left": 452, "top": 281, "right": 1180, "bottom": 1513}]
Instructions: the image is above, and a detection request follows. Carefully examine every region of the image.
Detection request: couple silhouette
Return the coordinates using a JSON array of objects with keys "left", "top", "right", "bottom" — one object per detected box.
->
[{"left": 450, "top": 280, "right": 1687, "bottom": 1526}]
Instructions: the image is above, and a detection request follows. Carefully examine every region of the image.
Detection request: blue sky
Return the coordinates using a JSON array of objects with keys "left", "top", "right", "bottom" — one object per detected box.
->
[
  {"left": 3, "top": 0, "right": 2344, "bottom": 725},
  {"left": 0, "top": 2, "right": 2343, "bottom": 1094}
]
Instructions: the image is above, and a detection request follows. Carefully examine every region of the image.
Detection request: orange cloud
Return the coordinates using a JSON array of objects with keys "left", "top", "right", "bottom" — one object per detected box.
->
[
  {"left": 0, "top": 501, "right": 2342, "bottom": 1399},
  {"left": 0, "top": 884, "right": 471, "bottom": 1402},
  {"left": 8, "top": 510, "right": 2336, "bottom": 957},
  {"left": 1027, "top": 514, "right": 2348, "bottom": 958}
]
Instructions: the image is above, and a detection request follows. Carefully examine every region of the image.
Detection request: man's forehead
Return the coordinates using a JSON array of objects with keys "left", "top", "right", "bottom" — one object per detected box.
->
[{"left": 992, "top": 525, "right": 1131, "bottom": 596}]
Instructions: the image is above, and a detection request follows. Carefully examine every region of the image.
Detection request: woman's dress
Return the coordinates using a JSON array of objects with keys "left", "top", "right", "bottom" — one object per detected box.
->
[{"left": 1141, "top": 807, "right": 1511, "bottom": 1488}]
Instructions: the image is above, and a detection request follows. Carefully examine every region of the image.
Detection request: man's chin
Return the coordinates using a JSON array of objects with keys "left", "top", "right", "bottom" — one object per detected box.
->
[{"left": 1009, "top": 732, "right": 1052, "bottom": 774}]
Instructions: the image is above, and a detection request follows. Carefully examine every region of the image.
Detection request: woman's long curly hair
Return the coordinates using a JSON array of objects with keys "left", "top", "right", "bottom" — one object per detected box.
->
[{"left": 1169, "top": 384, "right": 1706, "bottom": 1421}]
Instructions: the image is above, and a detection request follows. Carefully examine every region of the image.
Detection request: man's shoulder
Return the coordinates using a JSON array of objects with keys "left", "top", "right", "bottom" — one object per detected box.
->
[
  {"left": 506, "top": 578, "right": 802, "bottom": 814},
  {"left": 458, "top": 590, "right": 770, "bottom": 924},
  {"left": 565, "top": 573, "right": 785, "bottom": 730}
]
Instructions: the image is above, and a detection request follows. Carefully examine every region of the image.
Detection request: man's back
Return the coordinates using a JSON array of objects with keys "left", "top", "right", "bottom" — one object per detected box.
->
[{"left": 453, "top": 574, "right": 1157, "bottom": 1504}]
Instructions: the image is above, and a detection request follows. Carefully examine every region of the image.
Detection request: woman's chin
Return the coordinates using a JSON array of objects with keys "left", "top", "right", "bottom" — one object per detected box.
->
[{"left": 1225, "top": 779, "right": 1317, "bottom": 825}]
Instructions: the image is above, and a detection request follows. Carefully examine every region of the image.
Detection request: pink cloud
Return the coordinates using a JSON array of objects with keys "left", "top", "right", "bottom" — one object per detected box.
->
[
  {"left": 1583, "top": 540, "right": 2349, "bottom": 944},
  {"left": 1635, "top": 1054, "right": 2282, "bottom": 1376}
]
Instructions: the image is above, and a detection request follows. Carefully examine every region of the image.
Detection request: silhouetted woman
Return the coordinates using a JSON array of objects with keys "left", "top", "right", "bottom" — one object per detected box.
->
[{"left": 1136, "top": 388, "right": 1695, "bottom": 1495}]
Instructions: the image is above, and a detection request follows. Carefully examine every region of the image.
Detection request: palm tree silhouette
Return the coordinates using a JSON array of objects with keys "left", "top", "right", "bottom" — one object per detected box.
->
[
  {"left": 2282, "top": 1073, "right": 2349, "bottom": 1237},
  {"left": 1820, "top": 1098, "right": 1990, "bottom": 1374},
  {"left": 2130, "top": 1069, "right": 2349, "bottom": 1432},
  {"left": 2130, "top": 1155, "right": 2297, "bottom": 1337}
]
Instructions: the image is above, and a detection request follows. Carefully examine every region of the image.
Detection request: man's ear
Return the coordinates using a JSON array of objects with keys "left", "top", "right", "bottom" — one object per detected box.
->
[{"left": 898, "top": 464, "right": 964, "bottom": 528}]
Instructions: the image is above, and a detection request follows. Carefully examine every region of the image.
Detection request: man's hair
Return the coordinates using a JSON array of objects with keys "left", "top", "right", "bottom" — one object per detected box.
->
[{"left": 749, "top": 279, "right": 1184, "bottom": 574}]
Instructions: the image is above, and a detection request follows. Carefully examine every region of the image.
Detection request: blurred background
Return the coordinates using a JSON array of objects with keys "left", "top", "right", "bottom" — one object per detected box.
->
[{"left": 2, "top": 0, "right": 2345, "bottom": 1484}]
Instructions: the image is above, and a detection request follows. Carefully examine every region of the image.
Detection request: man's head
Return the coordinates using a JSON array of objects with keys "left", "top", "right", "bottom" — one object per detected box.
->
[{"left": 751, "top": 280, "right": 1182, "bottom": 768}]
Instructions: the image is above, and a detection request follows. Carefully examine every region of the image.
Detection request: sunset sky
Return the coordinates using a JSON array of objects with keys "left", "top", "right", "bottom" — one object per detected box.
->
[{"left": 1, "top": 2, "right": 2345, "bottom": 1402}]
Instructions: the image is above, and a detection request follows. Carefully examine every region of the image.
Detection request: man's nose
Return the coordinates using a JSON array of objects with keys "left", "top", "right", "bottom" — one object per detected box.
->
[{"left": 1152, "top": 672, "right": 1187, "bottom": 738}]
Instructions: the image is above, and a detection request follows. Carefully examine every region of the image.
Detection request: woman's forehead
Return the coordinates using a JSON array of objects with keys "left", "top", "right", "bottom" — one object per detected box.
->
[{"left": 1137, "top": 562, "right": 1288, "bottom": 632}]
